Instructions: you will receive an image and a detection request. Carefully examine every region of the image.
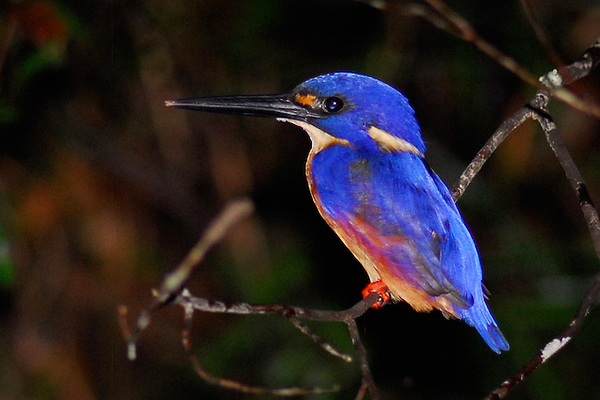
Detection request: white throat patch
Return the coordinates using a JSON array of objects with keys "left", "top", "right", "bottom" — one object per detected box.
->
[{"left": 278, "top": 118, "right": 349, "bottom": 153}]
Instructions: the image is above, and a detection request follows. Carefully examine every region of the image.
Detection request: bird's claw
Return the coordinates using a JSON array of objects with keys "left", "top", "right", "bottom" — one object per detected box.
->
[{"left": 362, "top": 280, "right": 391, "bottom": 308}]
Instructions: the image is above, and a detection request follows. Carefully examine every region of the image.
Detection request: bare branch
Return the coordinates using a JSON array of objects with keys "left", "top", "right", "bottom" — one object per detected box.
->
[
  {"left": 180, "top": 298, "right": 340, "bottom": 396},
  {"left": 482, "top": 106, "right": 600, "bottom": 399},
  {"left": 173, "top": 289, "right": 380, "bottom": 322},
  {"left": 287, "top": 317, "right": 354, "bottom": 362},
  {"left": 518, "top": 0, "right": 565, "bottom": 68},
  {"left": 451, "top": 106, "right": 533, "bottom": 200},
  {"left": 170, "top": 290, "right": 381, "bottom": 397},
  {"left": 118, "top": 198, "right": 254, "bottom": 360},
  {"left": 480, "top": 38, "right": 600, "bottom": 400},
  {"left": 390, "top": 0, "right": 600, "bottom": 118},
  {"left": 157, "top": 198, "right": 254, "bottom": 301},
  {"left": 351, "top": 0, "right": 386, "bottom": 10},
  {"left": 347, "top": 318, "right": 382, "bottom": 400},
  {"left": 415, "top": 0, "right": 539, "bottom": 86},
  {"left": 454, "top": 36, "right": 600, "bottom": 198}
]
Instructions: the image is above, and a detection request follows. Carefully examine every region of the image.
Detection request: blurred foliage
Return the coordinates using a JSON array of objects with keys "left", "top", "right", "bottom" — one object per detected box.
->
[
  {"left": 0, "top": 224, "right": 15, "bottom": 287},
  {"left": 1, "top": 0, "right": 600, "bottom": 399}
]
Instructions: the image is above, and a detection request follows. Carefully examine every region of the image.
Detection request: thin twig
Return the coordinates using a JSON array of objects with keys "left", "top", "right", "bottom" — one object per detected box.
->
[
  {"left": 354, "top": 380, "right": 370, "bottom": 400},
  {"left": 180, "top": 297, "right": 340, "bottom": 396},
  {"left": 157, "top": 198, "right": 254, "bottom": 301},
  {"left": 451, "top": 106, "right": 533, "bottom": 200},
  {"left": 394, "top": 0, "right": 600, "bottom": 118},
  {"left": 453, "top": 36, "right": 600, "bottom": 198},
  {"left": 417, "top": 0, "right": 539, "bottom": 87},
  {"left": 118, "top": 198, "right": 254, "bottom": 360},
  {"left": 287, "top": 317, "right": 354, "bottom": 362},
  {"left": 347, "top": 318, "right": 382, "bottom": 400},
  {"left": 352, "top": 0, "right": 386, "bottom": 10},
  {"left": 518, "top": 0, "right": 564, "bottom": 68}
]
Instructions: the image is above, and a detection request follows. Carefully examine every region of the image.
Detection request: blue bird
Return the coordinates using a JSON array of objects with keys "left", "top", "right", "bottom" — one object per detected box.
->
[{"left": 166, "top": 72, "right": 509, "bottom": 353}]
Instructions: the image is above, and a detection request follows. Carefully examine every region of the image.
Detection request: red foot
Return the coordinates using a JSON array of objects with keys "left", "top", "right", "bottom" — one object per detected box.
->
[{"left": 362, "top": 280, "right": 391, "bottom": 308}]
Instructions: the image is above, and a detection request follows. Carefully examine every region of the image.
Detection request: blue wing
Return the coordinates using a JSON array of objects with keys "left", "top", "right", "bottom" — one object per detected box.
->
[{"left": 310, "top": 144, "right": 509, "bottom": 353}]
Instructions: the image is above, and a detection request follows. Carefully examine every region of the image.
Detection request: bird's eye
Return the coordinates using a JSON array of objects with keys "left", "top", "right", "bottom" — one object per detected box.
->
[{"left": 324, "top": 96, "right": 344, "bottom": 113}]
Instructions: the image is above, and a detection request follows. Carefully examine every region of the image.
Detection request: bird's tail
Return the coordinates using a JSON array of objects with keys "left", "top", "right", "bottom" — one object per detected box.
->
[{"left": 456, "top": 294, "right": 509, "bottom": 354}]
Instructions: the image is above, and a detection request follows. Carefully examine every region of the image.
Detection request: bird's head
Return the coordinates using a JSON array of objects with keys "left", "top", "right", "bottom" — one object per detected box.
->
[{"left": 167, "top": 72, "right": 425, "bottom": 155}]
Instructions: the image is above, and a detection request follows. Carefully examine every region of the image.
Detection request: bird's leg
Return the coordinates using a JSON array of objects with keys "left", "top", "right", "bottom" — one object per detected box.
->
[{"left": 361, "top": 280, "right": 391, "bottom": 308}]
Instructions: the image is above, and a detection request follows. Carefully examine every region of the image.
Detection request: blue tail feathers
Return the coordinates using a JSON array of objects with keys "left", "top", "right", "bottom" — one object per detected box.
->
[{"left": 457, "top": 293, "right": 509, "bottom": 353}]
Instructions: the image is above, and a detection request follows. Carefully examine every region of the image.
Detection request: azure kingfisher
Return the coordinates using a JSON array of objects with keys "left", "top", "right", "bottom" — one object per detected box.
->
[{"left": 166, "top": 72, "right": 509, "bottom": 353}]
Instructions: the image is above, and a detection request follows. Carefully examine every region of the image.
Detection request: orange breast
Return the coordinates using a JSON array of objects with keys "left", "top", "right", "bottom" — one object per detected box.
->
[{"left": 305, "top": 151, "right": 458, "bottom": 317}]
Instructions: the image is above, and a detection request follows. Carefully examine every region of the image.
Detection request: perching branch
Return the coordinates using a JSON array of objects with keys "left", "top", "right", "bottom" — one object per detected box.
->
[
  {"left": 119, "top": 198, "right": 384, "bottom": 399},
  {"left": 174, "top": 289, "right": 381, "bottom": 399}
]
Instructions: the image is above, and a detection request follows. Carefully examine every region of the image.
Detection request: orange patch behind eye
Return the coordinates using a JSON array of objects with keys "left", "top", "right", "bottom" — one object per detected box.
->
[{"left": 295, "top": 94, "right": 317, "bottom": 107}]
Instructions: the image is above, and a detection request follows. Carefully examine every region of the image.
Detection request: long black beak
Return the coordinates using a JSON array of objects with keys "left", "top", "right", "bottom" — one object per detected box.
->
[{"left": 165, "top": 94, "right": 324, "bottom": 120}]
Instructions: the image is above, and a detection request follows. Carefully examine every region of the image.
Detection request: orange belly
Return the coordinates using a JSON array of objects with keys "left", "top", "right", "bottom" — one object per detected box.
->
[{"left": 305, "top": 154, "right": 458, "bottom": 318}]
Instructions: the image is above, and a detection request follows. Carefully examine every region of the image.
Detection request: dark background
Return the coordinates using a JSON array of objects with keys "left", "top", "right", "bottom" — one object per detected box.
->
[{"left": 1, "top": 1, "right": 600, "bottom": 399}]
